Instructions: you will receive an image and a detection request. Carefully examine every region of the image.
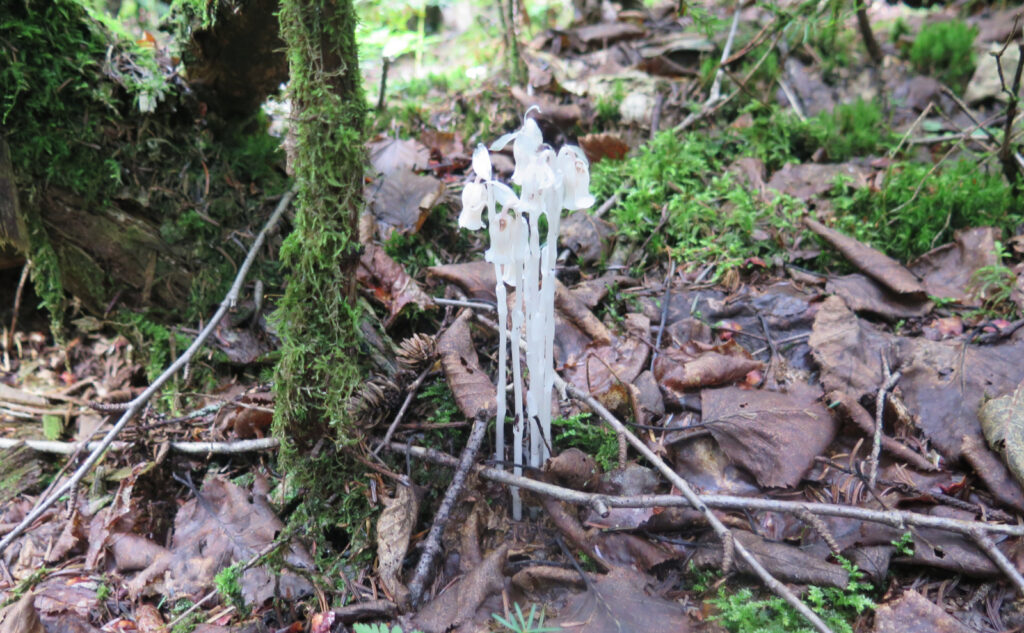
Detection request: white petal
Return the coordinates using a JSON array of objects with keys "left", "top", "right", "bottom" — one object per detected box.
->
[
  {"left": 518, "top": 158, "right": 556, "bottom": 211},
  {"left": 491, "top": 181, "right": 519, "bottom": 209},
  {"left": 557, "top": 145, "right": 595, "bottom": 210},
  {"left": 471, "top": 144, "right": 492, "bottom": 181},
  {"left": 459, "top": 182, "right": 487, "bottom": 230},
  {"left": 511, "top": 118, "right": 544, "bottom": 185},
  {"left": 490, "top": 130, "right": 518, "bottom": 152}
]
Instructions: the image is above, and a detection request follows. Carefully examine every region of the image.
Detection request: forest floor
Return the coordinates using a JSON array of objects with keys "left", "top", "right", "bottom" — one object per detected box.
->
[{"left": 3, "top": 1, "right": 1024, "bottom": 633}]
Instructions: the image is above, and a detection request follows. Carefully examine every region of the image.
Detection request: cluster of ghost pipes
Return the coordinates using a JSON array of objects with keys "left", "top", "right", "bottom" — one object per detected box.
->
[{"left": 459, "top": 109, "right": 594, "bottom": 519}]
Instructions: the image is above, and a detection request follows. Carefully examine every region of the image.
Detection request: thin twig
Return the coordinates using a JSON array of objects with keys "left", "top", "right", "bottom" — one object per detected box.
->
[
  {"left": 0, "top": 186, "right": 296, "bottom": 557},
  {"left": 593, "top": 190, "right": 622, "bottom": 219},
  {"left": 855, "top": 0, "right": 883, "bottom": 66},
  {"left": 708, "top": 5, "right": 742, "bottom": 104},
  {"left": 650, "top": 260, "right": 675, "bottom": 372},
  {"left": 373, "top": 366, "right": 433, "bottom": 456},
  {"left": 869, "top": 362, "right": 901, "bottom": 490},
  {"left": 388, "top": 441, "right": 1024, "bottom": 537},
  {"left": 6, "top": 262, "right": 30, "bottom": 355},
  {"left": 407, "top": 415, "right": 489, "bottom": 605},
  {"left": 970, "top": 528, "right": 1024, "bottom": 596},
  {"left": 994, "top": 31, "right": 1024, "bottom": 187},
  {"left": 433, "top": 297, "right": 496, "bottom": 311}
]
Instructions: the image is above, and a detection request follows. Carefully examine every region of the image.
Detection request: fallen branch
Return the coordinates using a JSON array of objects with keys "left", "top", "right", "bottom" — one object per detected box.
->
[
  {"left": 406, "top": 415, "right": 489, "bottom": 605},
  {"left": 0, "top": 186, "right": 296, "bottom": 557},
  {"left": 386, "top": 442, "right": 1024, "bottom": 536}
]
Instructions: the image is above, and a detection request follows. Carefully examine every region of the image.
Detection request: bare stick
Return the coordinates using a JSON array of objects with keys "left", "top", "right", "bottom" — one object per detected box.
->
[
  {"left": 708, "top": 5, "right": 742, "bottom": 104},
  {"left": 0, "top": 187, "right": 296, "bottom": 557},
  {"left": 970, "top": 528, "right": 1024, "bottom": 596},
  {"left": 995, "top": 34, "right": 1024, "bottom": 187},
  {"left": 373, "top": 366, "right": 433, "bottom": 456},
  {"left": 407, "top": 415, "right": 489, "bottom": 605},
  {"left": 855, "top": 0, "right": 883, "bottom": 66},
  {"left": 869, "top": 366, "right": 901, "bottom": 489},
  {"left": 6, "top": 262, "right": 29, "bottom": 355},
  {"left": 387, "top": 441, "right": 1024, "bottom": 537},
  {"left": 650, "top": 260, "right": 675, "bottom": 372}
]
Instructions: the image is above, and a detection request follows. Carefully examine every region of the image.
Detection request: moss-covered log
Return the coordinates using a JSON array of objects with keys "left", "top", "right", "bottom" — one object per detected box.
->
[
  {"left": 1, "top": 0, "right": 288, "bottom": 322},
  {"left": 272, "top": 0, "right": 371, "bottom": 553}
]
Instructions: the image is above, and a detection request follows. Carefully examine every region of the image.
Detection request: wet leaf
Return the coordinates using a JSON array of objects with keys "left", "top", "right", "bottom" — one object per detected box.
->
[
  {"left": 0, "top": 593, "right": 44, "bottom": 633},
  {"left": 437, "top": 311, "right": 496, "bottom": 420},
  {"left": 368, "top": 169, "right": 444, "bottom": 237},
  {"left": 702, "top": 384, "right": 837, "bottom": 488},
  {"left": 376, "top": 482, "right": 419, "bottom": 608},
  {"left": 909, "top": 227, "right": 1002, "bottom": 304},
  {"left": 979, "top": 380, "right": 1024, "bottom": 489},
  {"left": 368, "top": 136, "right": 429, "bottom": 175},
  {"left": 411, "top": 544, "right": 509, "bottom": 633},
  {"left": 357, "top": 243, "right": 436, "bottom": 326},
  {"left": 577, "top": 133, "right": 630, "bottom": 164},
  {"left": 826, "top": 273, "right": 932, "bottom": 320},
  {"left": 427, "top": 261, "right": 497, "bottom": 302},
  {"left": 654, "top": 340, "right": 763, "bottom": 395},
  {"left": 768, "top": 163, "right": 871, "bottom": 201},
  {"left": 805, "top": 217, "right": 926, "bottom": 297},
  {"left": 560, "top": 210, "right": 616, "bottom": 265},
  {"left": 873, "top": 589, "right": 974, "bottom": 633}
]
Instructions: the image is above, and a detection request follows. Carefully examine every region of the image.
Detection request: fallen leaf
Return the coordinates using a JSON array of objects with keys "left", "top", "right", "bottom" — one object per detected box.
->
[
  {"left": 368, "top": 169, "right": 444, "bottom": 237},
  {"left": 548, "top": 567, "right": 692, "bottom": 633},
  {"left": 357, "top": 243, "right": 436, "bottom": 326},
  {"left": 577, "top": 133, "right": 630, "bottom": 163},
  {"left": 437, "top": 311, "right": 496, "bottom": 420},
  {"left": 0, "top": 593, "right": 44, "bottom": 633},
  {"left": 376, "top": 483, "right": 419, "bottom": 608},
  {"left": 826, "top": 274, "right": 932, "bottom": 320},
  {"left": 873, "top": 589, "right": 974, "bottom": 633},
  {"left": 805, "top": 217, "right": 926, "bottom": 298},
  {"left": 654, "top": 340, "right": 763, "bottom": 395},
  {"left": 367, "top": 136, "right": 429, "bottom": 175},
  {"left": 702, "top": 384, "right": 837, "bottom": 488},
  {"left": 411, "top": 544, "right": 509, "bottom": 633}
]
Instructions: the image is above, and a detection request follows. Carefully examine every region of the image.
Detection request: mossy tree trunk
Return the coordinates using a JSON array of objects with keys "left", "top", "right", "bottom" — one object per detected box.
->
[{"left": 273, "top": 0, "right": 370, "bottom": 542}]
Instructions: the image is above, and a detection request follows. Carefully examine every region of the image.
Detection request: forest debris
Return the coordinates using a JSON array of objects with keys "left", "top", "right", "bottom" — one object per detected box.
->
[
  {"left": 804, "top": 217, "right": 926, "bottom": 298},
  {"left": 0, "top": 593, "right": 43, "bottom": 633},
  {"left": 437, "top": 312, "right": 496, "bottom": 420},
  {"left": 577, "top": 133, "right": 630, "bottom": 163},
  {"left": 410, "top": 544, "right": 508, "bottom": 633},
  {"left": 573, "top": 22, "right": 646, "bottom": 47},
  {"left": 357, "top": 243, "right": 436, "bottom": 326},
  {"left": 826, "top": 274, "right": 933, "bottom": 320},
  {"left": 376, "top": 482, "right": 419, "bottom": 609},
  {"left": 695, "top": 530, "right": 849, "bottom": 588},
  {"left": 872, "top": 589, "right": 974, "bottom": 633},
  {"left": 909, "top": 227, "right": 1001, "bottom": 304},
  {"left": 827, "top": 390, "right": 936, "bottom": 472},
  {"left": 545, "top": 447, "right": 600, "bottom": 491},
  {"left": 653, "top": 339, "right": 762, "bottom": 395},
  {"left": 554, "top": 279, "right": 611, "bottom": 344},
  {"left": 701, "top": 384, "right": 837, "bottom": 488},
  {"left": 547, "top": 567, "right": 692, "bottom": 633},
  {"left": 979, "top": 380, "right": 1024, "bottom": 488},
  {"left": 560, "top": 210, "right": 616, "bottom": 265}
]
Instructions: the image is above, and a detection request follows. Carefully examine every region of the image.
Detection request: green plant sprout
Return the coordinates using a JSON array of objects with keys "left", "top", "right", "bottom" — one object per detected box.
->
[
  {"left": 492, "top": 603, "right": 561, "bottom": 633},
  {"left": 353, "top": 623, "right": 424, "bottom": 633},
  {"left": 552, "top": 413, "right": 617, "bottom": 471},
  {"left": 909, "top": 20, "right": 977, "bottom": 89},
  {"left": 891, "top": 532, "right": 915, "bottom": 556},
  {"left": 968, "top": 241, "right": 1019, "bottom": 317}
]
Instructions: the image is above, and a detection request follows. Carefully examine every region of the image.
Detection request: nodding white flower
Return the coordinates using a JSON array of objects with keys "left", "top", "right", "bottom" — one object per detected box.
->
[
  {"left": 491, "top": 114, "right": 544, "bottom": 187},
  {"left": 459, "top": 182, "right": 487, "bottom": 230},
  {"left": 518, "top": 149, "right": 557, "bottom": 213},
  {"left": 485, "top": 208, "right": 526, "bottom": 286},
  {"left": 556, "top": 145, "right": 595, "bottom": 211}
]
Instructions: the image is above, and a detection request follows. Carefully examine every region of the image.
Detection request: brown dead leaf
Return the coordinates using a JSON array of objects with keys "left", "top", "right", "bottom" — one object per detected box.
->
[
  {"left": 826, "top": 274, "right": 932, "bottom": 320},
  {"left": 654, "top": 340, "right": 763, "bottom": 395},
  {"left": 357, "top": 243, "right": 436, "bottom": 326},
  {"left": 367, "top": 136, "right": 429, "bottom": 175},
  {"left": 0, "top": 593, "right": 43, "bottom": 633},
  {"left": 805, "top": 218, "right": 926, "bottom": 298},
  {"left": 134, "top": 603, "right": 167, "bottom": 633},
  {"left": 132, "top": 476, "right": 313, "bottom": 605},
  {"left": 411, "top": 544, "right": 509, "bottom": 633},
  {"left": 418, "top": 129, "right": 463, "bottom": 158},
  {"left": 555, "top": 279, "right": 611, "bottom": 344},
  {"left": 559, "top": 211, "right": 616, "bottom": 265},
  {"left": 694, "top": 530, "right": 849, "bottom": 587},
  {"left": 909, "top": 226, "right": 1001, "bottom": 304},
  {"left": 577, "top": 133, "right": 630, "bottom": 164},
  {"left": 701, "top": 384, "right": 836, "bottom": 488},
  {"left": 437, "top": 311, "right": 496, "bottom": 420},
  {"left": 873, "top": 590, "right": 974, "bottom": 633},
  {"left": 427, "top": 261, "right": 498, "bottom": 302},
  {"left": 217, "top": 392, "right": 274, "bottom": 439},
  {"left": 548, "top": 567, "right": 692, "bottom": 633},
  {"left": 573, "top": 22, "right": 646, "bottom": 46},
  {"left": 768, "top": 163, "right": 871, "bottom": 201},
  {"left": 368, "top": 169, "right": 444, "bottom": 237},
  {"left": 545, "top": 448, "right": 599, "bottom": 490},
  {"left": 376, "top": 482, "right": 419, "bottom": 609}
]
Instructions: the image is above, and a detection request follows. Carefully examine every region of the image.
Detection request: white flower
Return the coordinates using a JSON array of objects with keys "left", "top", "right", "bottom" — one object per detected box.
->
[
  {"left": 459, "top": 182, "right": 487, "bottom": 230},
  {"left": 556, "top": 145, "right": 595, "bottom": 210},
  {"left": 491, "top": 114, "right": 544, "bottom": 187},
  {"left": 471, "top": 143, "right": 492, "bottom": 181}
]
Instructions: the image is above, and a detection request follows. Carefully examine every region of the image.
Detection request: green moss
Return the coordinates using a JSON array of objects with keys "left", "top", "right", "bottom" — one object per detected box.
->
[
  {"left": 828, "top": 160, "right": 1017, "bottom": 262},
  {"left": 272, "top": 0, "right": 372, "bottom": 559},
  {"left": 909, "top": 20, "right": 977, "bottom": 89}
]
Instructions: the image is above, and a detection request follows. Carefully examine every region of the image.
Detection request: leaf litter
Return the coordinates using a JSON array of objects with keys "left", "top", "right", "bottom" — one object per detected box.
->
[{"left": 4, "top": 2, "right": 1024, "bottom": 633}]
